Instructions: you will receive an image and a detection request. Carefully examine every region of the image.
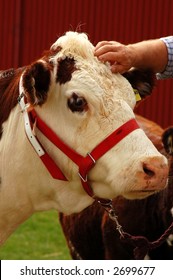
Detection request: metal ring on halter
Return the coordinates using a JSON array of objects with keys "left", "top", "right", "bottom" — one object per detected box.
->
[
  {"left": 78, "top": 152, "right": 96, "bottom": 182},
  {"left": 78, "top": 172, "right": 88, "bottom": 182}
]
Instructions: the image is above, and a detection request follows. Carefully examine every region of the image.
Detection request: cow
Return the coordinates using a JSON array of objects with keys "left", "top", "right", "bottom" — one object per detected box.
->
[
  {"left": 0, "top": 31, "right": 168, "bottom": 245},
  {"left": 59, "top": 115, "right": 173, "bottom": 260}
]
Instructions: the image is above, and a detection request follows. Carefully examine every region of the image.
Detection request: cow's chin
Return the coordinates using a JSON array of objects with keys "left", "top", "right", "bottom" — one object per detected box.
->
[
  {"left": 123, "top": 190, "right": 159, "bottom": 200},
  {"left": 123, "top": 178, "right": 168, "bottom": 200},
  {"left": 91, "top": 180, "right": 167, "bottom": 201}
]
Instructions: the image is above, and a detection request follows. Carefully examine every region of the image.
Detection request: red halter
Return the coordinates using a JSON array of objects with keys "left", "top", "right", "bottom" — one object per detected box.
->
[
  {"left": 26, "top": 109, "right": 140, "bottom": 198},
  {"left": 18, "top": 72, "right": 140, "bottom": 199}
]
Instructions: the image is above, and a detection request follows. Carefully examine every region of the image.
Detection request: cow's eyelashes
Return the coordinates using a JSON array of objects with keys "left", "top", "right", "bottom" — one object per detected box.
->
[{"left": 67, "top": 93, "right": 87, "bottom": 113}]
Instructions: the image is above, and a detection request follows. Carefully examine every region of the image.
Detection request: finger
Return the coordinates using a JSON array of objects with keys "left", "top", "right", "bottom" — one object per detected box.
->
[
  {"left": 111, "top": 64, "right": 130, "bottom": 74},
  {"left": 94, "top": 42, "right": 119, "bottom": 55},
  {"left": 94, "top": 44, "right": 123, "bottom": 57},
  {"left": 95, "top": 41, "right": 121, "bottom": 49},
  {"left": 109, "top": 41, "right": 122, "bottom": 46},
  {"left": 96, "top": 51, "right": 123, "bottom": 63},
  {"left": 95, "top": 41, "right": 109, "bottom": 51}
]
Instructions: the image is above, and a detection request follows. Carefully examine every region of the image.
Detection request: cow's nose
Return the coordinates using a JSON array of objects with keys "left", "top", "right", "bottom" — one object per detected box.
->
[
  {"left": 143, "top": 163, "right": 156, "bottom": 178},
  {"left": 142, "top": 156, "right": 168, "bottom": 189}
]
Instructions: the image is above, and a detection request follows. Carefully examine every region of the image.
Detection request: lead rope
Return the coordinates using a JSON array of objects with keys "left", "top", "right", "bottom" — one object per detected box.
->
[
  {"left": 68, "top": 240, "right": 83, "bottom": 260},
  {"left": 68, "top": 200, "right": 173, "bottom": 260},
  {"left": 99, "top": 199, "right": 173, "bottom": 260}
]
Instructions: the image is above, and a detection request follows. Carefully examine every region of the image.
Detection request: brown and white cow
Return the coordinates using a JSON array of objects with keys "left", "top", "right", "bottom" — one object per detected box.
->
[{"left": 0, "top": 31, "right": 168, "bottom": 245}]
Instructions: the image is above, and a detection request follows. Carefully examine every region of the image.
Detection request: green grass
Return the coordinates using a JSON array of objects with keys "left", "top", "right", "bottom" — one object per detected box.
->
[{"left": 0, "top": 210, "right": 71, "bottom": 260}]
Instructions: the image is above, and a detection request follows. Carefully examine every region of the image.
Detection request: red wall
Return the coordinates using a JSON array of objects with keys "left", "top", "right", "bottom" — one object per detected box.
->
[{"left": 0, "top": 0, "right": 172, "bottom": 127}]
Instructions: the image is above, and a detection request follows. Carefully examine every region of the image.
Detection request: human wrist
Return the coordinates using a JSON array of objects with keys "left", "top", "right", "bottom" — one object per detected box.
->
[
  {"left": 126, "top": 44, "right": 140, "bottom": 69},
  {"left": 127, "top": 39, "right": 168, "bottom": 72}
]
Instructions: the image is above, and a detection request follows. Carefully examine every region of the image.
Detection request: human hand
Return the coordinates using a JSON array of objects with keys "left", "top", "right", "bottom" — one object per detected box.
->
[{"left": 94, "top": 41, "right": 135, "bottom": 74}]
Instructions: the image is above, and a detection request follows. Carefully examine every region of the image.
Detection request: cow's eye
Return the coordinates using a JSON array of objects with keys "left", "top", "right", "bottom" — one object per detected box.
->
[{"left": 67, "top": 93, "right": 87, "bottom": 113}]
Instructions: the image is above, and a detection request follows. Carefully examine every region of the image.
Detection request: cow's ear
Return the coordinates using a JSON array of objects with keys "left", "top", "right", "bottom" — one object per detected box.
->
[
  {"left": 22, "top": 61, "right": 51, "bottom": 106},
  {"left": 162, "top": 127, "right": 173, "bottom": 155},
  {"left": 123, "top": 68, "right": 155, "bottom": 102}
]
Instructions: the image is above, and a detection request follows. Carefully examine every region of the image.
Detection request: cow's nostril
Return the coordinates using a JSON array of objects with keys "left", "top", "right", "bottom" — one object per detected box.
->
[{"left": 143, "top": 164, "right": 155, "bottom": 177}]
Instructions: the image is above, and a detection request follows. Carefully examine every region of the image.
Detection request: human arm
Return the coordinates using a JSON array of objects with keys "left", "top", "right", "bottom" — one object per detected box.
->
[{"left": 94, "top": 37, "right": 173, "bottom": 77}]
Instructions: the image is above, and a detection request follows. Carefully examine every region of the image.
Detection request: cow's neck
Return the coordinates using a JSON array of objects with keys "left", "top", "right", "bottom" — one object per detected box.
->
[
  {"left": 0, "top": 198, "right": 34, "bottom": 246},
  {"left": 0, "top": 106, "right": 94, "bottom": 245}
]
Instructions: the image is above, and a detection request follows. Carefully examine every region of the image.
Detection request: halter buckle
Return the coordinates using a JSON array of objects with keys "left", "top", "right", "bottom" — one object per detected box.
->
[{"left": 87, "top": 152, "right": 96, "bottom": 164}]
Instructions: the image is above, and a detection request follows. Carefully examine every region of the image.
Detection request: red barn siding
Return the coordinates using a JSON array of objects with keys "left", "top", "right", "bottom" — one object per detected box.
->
[{"left": 0, "top": 0, "right": 172, "bottom": 127}]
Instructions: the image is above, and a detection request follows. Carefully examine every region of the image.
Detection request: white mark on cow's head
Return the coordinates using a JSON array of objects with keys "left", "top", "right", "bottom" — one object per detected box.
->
[{"left": 51, "top": 32, "right": 94, "bottom": 59}]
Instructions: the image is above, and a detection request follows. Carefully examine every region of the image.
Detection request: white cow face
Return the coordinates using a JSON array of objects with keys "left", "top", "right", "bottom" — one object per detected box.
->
[{"left": 22, "top": 32, "right": 168, "bottom": 201}]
